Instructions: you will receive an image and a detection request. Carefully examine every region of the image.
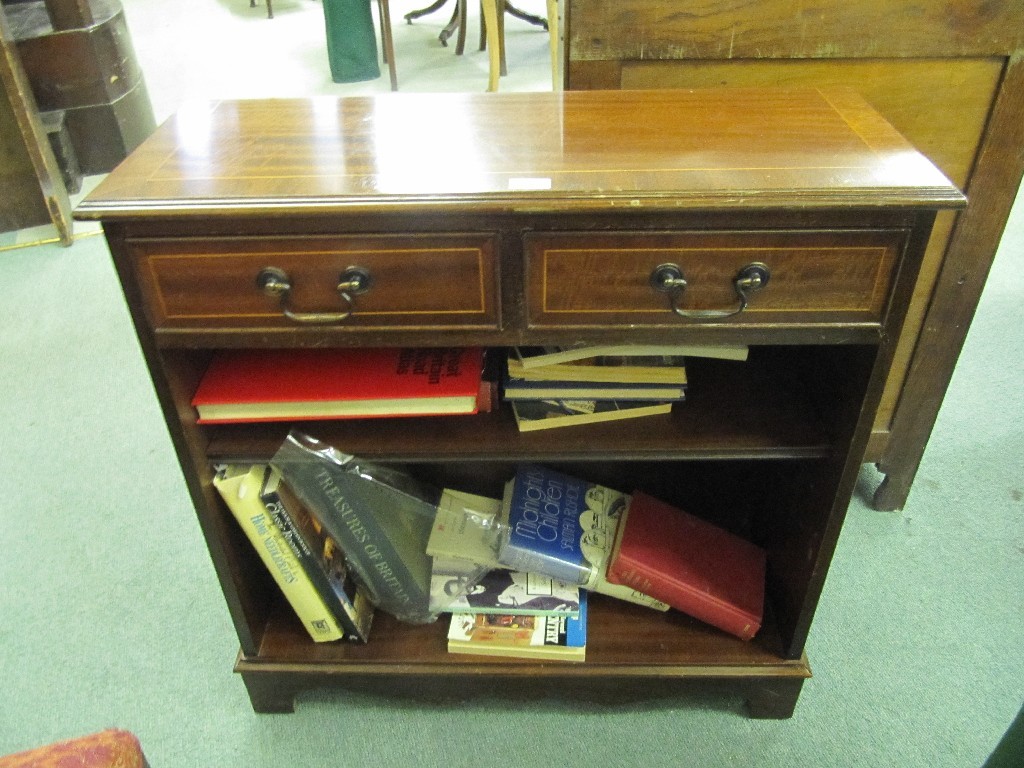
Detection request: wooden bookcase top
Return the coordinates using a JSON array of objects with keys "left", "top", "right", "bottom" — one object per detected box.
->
[{"left": 75, "top": 89, "right": 963, "bottom": 220}]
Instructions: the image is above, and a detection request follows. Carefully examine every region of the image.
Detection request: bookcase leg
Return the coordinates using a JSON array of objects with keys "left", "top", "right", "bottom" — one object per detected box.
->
[
  {"left": 240, "top": 673, "right": 298, "bottom": 714},
  {"left": 745, "top": 679, "right": 805, "bottom": 719}
]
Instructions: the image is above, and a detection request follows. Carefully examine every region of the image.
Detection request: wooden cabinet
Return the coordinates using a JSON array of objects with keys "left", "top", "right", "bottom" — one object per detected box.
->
[
  {"left": 563, "top": 0, "right": 1024, "bottom": 511},
  {"left": 75, "top": 90, "right": 963, "bottom": 718}
]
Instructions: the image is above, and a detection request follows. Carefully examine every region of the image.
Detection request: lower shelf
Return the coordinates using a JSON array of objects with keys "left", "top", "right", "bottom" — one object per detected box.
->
[{"left": 235, "top": 593, "right": 812, "bottom": 718}]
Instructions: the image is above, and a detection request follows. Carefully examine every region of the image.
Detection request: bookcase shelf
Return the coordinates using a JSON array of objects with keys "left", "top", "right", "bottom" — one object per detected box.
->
[
  {"left": 254, "top": 591, "right": 795, "bottom": 669},
  {"left": 203, "top": 349, "right": 843, "bottom": 464},
  {"left": 76, "top": 90, "right": 962, "bottom": 719}
]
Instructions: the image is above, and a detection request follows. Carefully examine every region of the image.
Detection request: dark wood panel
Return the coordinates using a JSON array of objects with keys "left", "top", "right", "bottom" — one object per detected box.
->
[
  {"left": 0, "top": 5, "right": 71, "bottom": 242},
  {"left": 525, "top": 230, "right": 903, "bottom": 327},
  {"left": 129, "top": 234, "right": 500, "bottom": 330},
  {"left": 567, "top": 0, "right": 1024, "bottom": 61}
]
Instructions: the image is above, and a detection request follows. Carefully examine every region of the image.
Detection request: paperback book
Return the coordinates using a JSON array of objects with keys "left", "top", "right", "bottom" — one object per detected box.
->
[
  {"left": 510, "top": 344, "right": 748, "bottom": 370},
  {"left": 511, "top": 399, "right": 673, "bottom": 432},
  {"left": 435, "top": 568, "right": 581, "bottom": 617},
  {"left": 447, "top": 591, "right": 587, "bottom": 662},
  {"left": 425, "top": 488, "right": 503, "bottom": 568},
  {"left": 502, "top": 376, "right": 685, "bottom": 402},
  {"left": 213, "top": 464, "right": 349, "bottom": 642},
  {"left": 259, "top": 467, "right": 374, "bottom": 642},
  {"left": 509, "top": 347, "right": 690, "bottom": 384}
]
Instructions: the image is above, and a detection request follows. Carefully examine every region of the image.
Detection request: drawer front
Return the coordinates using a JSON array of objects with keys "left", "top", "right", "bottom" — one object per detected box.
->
[
  {"left": 129, "top": 234, "right": 500, "bottom": 330},
  {"left": 525, "top": 230, "right": 906, "bottom": 328}
]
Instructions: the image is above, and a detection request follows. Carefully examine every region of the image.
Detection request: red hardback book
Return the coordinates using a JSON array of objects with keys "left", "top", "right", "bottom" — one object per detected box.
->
[
  {"left": 606, "top": 491, "right": 766, "bottom": 640},
  {"left": 192, "top": 347, "right": 484, "bottom": 423}
]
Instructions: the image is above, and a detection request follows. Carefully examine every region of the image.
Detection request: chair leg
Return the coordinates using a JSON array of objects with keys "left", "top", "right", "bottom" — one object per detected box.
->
[
  {"left": 546, "top": 0, "right": 558, "bottom": 89},
  {"left": 481, "top": 0, "right": 500, "bottom": 91},
  {"left": 266, "top": 0, "right": 273, "bottom": 18},
  {"left": 377, "top": 0, "right": 398, "bottom": 90}
]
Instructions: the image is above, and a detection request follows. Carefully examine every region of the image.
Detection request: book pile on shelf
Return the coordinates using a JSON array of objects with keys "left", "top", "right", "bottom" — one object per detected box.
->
[
  {"left": 503, "top": 344, "right": 748, "bottom": 432},
  {"left": 213, "top": 431, "right": 768, "bottom": 663}
]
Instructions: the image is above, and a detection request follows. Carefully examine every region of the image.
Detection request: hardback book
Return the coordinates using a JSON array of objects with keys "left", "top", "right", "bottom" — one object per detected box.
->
[
  {"left": 511, "top": 399, "right": 673, "bottom": 432},
  {"left": 447, "top": 591, "right": 587, "bottom": 662},
  {"left": 606, "top": 491, "right": 767, "bottom": 640},
  {"left": 511, "top": 344, "right": 748, "bottom": 370},
  {"left": 496, "top": 465, "right": 670, "bottom": 612},
  {"left": 436, "top": 568, "right": 581, "bottom": 617},
  {"left": 502, "top": 376, "right": 685, "bottom": 402},
  {"left": 192, "top": 347, "right": 485, "bottom": 423},
  {"left": 213, "top": 464, "right": 349, "bottom": 642},
  {"left": 259, "top": 466, "right": 374, "bottom": 643},
  {"left": 509, "top": 348, "right": 690, "bottom": 385},
  {"left": 272, "top": 433, "right": 438, "bottom": 624}
]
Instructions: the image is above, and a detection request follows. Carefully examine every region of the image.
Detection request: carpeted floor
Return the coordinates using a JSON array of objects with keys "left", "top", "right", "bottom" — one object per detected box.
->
[{"left": 1, "top": 1, "right": 1021, "bottom": 764}]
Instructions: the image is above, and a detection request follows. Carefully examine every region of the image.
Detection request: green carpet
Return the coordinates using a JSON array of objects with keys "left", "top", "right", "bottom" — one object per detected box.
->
[{"left": 0, "top": 197, "right": 1021, "bottom": 766}]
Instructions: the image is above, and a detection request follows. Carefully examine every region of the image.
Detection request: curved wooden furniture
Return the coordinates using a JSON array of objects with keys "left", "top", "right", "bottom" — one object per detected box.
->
[{"left": 563, "top": 0, "right": 1024, "bottom": 510}]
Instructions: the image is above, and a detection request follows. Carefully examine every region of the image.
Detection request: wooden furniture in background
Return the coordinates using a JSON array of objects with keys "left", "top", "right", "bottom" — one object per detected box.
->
[
  {"left": 0, "top": 5, "right": 71, "bottom": 244},
  {"left": 5, "top": 0, "right": 156, "bottom": 175},
  {"left": 563, "top": 0, "right": 1024, "bottom": 510},
  {"left": 76, "top": 90, "right": 962, "bottom": 718}
]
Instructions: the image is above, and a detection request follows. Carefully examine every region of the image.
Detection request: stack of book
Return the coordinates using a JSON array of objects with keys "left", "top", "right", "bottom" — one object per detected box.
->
[
  {"left": 503, "top": 344, "right": 746, "bottom": 431},
  {"left": 429, "top": 465, "right": 677, "bottom": 662}
]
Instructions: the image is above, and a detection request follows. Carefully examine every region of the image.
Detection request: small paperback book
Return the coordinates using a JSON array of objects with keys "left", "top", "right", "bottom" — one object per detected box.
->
[
  {"left": 425, "top": 488, "right": 504, "bottom": 568},
  {"left": 510, "top": 344, "right": 748, "bottom": 370},
  {"left": 508, "top": 348, "right": 690, "bottom": 385},
  {"left": 436, "top": 568, "right": 581, "bottom": 617},
  {"left": 447, "top": 591, "right": 587, "bottom": 662},
  {"left": 502, "top": 376, "right": 685, "bottom": 402},
  {"left": 213, "top": 464, "right": 350, "bottom": 643},
  {"left": 511, "top": 399, "right": 673, "bottom": 432}
]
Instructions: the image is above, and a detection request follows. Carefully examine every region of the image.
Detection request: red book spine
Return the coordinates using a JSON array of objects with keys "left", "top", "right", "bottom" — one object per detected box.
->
[{"left": 607, "top": 559, "right": 762, "bottom": 641}]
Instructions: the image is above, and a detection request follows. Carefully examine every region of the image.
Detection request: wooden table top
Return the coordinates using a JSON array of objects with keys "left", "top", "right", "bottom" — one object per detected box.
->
[{"left": 75, "top": 89, "right": 963, "bottom": 220}]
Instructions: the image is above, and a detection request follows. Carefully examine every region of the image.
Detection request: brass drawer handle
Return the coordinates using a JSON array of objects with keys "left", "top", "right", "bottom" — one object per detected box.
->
[
  {"left": 256, "top": 266, "right": 373, "bottom": 324},
  {"left": 650, "top": 262, "right": 770, "bottom": 319}
]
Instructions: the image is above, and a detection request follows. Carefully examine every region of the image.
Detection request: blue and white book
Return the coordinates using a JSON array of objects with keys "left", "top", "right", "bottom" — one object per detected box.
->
[{"left": 498, "top": 464, "right": 670, "bottom": 611}]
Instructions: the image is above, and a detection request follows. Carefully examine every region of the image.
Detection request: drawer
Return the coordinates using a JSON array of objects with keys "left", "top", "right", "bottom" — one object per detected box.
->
[
  {"left": 524, "top": 230, "right": 907, "bottom": 328},
  {"left": 128, "top": 234, "right": 500, "bottom": 331}
]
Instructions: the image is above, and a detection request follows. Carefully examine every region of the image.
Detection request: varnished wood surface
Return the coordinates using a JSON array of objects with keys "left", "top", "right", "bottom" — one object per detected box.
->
[
  {"left": 84, "top": 90, "right": 950, "bottom": 715},
  {"left": 567, "top": 0, "right": 1024, "bottom": 62},
  {"left": 526, "top": 229, "right": 903, "bottom": 326},
  {"left": 75, "top": 89, "right": 962, "bottom": 220},
  {"left": 129, "top": 233, "right": 499, "bottom": 330},
  {"left": 561, "top": 2, "right": 1022, "bottom": 513},
  {"left": 250, "top": 592, "right": 809, "bottom": 673}
]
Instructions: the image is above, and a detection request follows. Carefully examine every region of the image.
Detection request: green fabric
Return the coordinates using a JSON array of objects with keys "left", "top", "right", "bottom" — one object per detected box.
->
[{"left": 321, "top": 0, "right": 380, "bottom": 83}]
